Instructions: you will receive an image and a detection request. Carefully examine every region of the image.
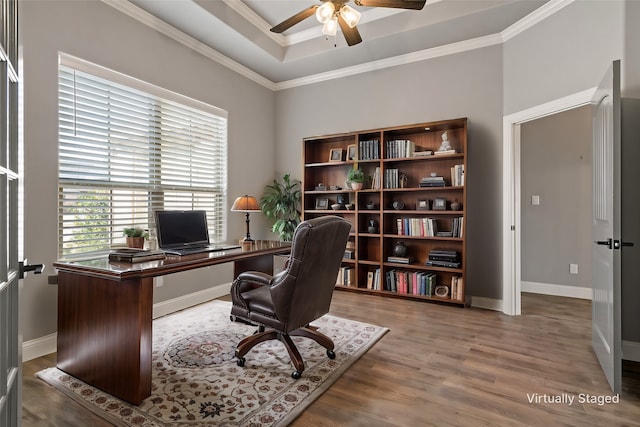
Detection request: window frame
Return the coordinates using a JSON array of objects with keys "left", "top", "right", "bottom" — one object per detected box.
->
[{"left": 57, "top": 54, "right": 228, "bottom": 260}]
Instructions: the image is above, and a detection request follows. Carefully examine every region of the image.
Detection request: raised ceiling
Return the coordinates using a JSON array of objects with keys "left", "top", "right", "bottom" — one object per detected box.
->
[{"left": 115, "top": 0, "right": 551, "bottom": 88}]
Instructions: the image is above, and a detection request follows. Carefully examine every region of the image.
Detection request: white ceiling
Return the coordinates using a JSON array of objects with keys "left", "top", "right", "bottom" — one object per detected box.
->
[{"left": 117, "top": 0, "right": 550, "bottom": 87}]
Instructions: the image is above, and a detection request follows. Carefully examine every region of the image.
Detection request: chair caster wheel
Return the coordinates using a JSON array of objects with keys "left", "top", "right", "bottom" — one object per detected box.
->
[
  {"left": 237, "top": 358, "right": 245, "bottom": 367},
  {"left": 327, "top": 350, "right": 336, "bottom": 359},
  {"left": 291, "top": 371, "right": 302, "bottom": 380}
]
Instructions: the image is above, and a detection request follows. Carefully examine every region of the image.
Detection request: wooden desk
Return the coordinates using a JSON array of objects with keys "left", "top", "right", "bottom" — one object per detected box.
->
[{"left": 53, "top": 241, "right": 290, "bottom": 405}]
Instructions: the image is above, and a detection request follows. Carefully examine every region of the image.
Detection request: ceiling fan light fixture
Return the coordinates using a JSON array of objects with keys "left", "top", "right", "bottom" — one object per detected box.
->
[
  {"left": 340, "top": 4, "right": 361, "bottom": 28},
  {"left": 322, "top": 15, "right": 338, "bottom": 36},
  {"left": 315, "top": 2, "right": 336, "bottom": 24}
]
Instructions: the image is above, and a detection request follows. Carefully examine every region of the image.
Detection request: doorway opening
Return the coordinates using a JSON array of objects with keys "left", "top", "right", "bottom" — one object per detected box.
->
[{"left": 502, "top": 88, "right": 596, "bottom": 315}]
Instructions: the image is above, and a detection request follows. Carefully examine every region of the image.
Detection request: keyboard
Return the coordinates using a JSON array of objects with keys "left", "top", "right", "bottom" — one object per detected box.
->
[{"left": 162, "top": 244, "right": 240, "bottom": 256}]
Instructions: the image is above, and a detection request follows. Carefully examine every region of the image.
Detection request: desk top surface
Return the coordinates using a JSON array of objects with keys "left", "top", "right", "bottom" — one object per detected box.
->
[{"left": 53, "top": 240, "right": 291, "bottom": 280}]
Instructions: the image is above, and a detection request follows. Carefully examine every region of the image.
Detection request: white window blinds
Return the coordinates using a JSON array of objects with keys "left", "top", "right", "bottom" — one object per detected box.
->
[{"left": 58, "top": 56, "right": 228, "bottom": 259}]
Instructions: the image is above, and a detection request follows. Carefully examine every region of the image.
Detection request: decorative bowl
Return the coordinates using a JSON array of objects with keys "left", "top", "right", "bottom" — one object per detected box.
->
[{"left": 331, "top": 203, "right": 343, "bottom": 211}]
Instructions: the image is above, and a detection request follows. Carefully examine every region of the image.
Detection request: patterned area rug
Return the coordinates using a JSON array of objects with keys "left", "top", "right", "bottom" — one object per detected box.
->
[{"left": 37, "top": 300, "right": 388, "bottom": 426}]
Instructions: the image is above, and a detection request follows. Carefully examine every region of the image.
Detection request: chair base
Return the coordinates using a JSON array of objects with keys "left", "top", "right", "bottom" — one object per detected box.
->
[{"left": 235, "top": 325, "right": 335, "bottom": 379}]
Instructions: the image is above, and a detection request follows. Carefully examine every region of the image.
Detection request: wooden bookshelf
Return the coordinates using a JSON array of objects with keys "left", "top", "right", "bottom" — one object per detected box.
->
[{"left": 302, "top": 118, "right": 468, "bottom": 306}]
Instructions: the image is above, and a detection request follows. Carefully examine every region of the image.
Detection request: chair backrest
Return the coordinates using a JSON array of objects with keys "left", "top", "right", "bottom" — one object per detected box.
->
[{"left": 269, "top": 216, "right": 351, "bottom": 332}]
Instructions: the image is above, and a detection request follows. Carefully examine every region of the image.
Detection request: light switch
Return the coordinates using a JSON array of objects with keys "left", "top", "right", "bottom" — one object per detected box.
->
[{"left": 531, "top": 195, "right": 540, "bottom": 206}]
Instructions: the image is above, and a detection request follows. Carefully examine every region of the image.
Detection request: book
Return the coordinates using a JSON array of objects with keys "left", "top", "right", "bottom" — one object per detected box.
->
[
  {"left": 434, "top": 149, "right": 456, "bottom": 155},
  {"left": 426, "top": 260, "right": 461, "bottom": 269},
  {"left": 412, "top": 150, "right": 433, "bottom": 157},
  {"left": 387, "top": 256, "right": 415, "bottom": 264},
  {"left": 109, "top": 249, "right": 166, "bottom": 263}
]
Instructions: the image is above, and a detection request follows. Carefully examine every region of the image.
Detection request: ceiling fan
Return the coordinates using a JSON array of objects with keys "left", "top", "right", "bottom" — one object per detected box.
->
[{"left": 270, "top": 0, "right": 427, "bottom": 47}]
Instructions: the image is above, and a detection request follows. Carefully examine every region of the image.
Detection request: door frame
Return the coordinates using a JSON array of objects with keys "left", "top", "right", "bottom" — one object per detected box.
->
[{"left": 502, "top": 88, "right": 596, "bottom": 315}]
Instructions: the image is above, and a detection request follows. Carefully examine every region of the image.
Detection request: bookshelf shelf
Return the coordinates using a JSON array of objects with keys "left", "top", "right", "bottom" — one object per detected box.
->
[{"left": 302, "top": 118, "right": 467, "bottom": 306}]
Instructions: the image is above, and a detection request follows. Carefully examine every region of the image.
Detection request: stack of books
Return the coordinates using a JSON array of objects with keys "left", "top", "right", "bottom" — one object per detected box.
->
[
  {"left": 412, "top": 150, "right": 433, "bottom": 157},
  {"left": 434, "top": 149, "right": 456, "bottom": 155},
  {"left": 419, "top": 175, "right": 445, "bottom": 187},
  {"left": 387, "top": 255, "right": 415, "bottom": 264},
  {"left": 109, "top": 248, "right": 166, "bottom": 263},
  {"left": 425, "top": 249, "right": 460, "bottom": 269}
]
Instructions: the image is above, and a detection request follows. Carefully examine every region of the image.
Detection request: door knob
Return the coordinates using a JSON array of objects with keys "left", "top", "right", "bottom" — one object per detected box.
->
[
  {"left": 613, "top": 240, "right": 634, "bottom": 249},
  {"left": 594, "top": 238, "right": 613, "bottom": 249},
  {"left": 19, "top": 259, "right": 45, "bottom": 279}
]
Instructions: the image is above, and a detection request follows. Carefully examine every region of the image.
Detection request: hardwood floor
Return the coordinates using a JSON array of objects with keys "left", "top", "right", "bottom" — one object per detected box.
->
[{"left": 22, "top": 292, "right": 640, "bottom": 426}]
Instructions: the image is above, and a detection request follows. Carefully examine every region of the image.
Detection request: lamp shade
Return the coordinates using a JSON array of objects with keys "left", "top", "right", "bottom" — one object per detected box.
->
[
  {"left": 322, "top": 16, "right": 338, "bottom": 36},
  {"left": 315, "top": 1, "right": 335, "bottom": 23},
  {"left": 340, "top": 4, "right": 361, "bottom": 28},
  {"left": 231, "top": 195, "right": 261, "bottom": 212}
]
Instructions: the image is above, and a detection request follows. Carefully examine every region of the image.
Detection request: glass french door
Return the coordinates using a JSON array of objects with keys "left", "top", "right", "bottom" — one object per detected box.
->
[{"left": 1, "top": 0, "right": 22, "bottom": 424}]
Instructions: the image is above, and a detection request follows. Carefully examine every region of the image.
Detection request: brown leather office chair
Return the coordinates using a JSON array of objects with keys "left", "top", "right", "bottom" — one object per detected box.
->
[{"left": 230, "top": 215, "right": 351, "bottom": 379}]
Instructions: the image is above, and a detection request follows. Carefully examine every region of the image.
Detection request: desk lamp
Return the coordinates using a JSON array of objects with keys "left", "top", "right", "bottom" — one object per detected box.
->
[{"left": 231, "top": 195, "right": 261, "bottom": 241}]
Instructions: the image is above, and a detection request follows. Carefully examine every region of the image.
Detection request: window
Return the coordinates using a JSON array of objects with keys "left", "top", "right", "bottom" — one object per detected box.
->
[{"left": 58, "top": 55, "right": 228, "bottom": 259}]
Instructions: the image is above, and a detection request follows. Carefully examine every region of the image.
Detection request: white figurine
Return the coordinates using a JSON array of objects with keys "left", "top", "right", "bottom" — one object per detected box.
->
[{"left": 438, "top": 131, "right": 452, "bottom": 151}]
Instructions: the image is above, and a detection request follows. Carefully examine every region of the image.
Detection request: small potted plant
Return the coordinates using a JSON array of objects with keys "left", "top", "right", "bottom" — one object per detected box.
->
[
  {"left": 347, "top": 167, "right": 365, "bottom": 190},
  {"left": 123, "top": 226, "right": 148, "bottom": 249}
]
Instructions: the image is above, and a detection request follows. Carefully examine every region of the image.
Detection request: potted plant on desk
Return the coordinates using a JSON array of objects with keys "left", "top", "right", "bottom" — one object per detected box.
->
[{"left": 123, "top": 226, "right": 148, "bottom": 249}]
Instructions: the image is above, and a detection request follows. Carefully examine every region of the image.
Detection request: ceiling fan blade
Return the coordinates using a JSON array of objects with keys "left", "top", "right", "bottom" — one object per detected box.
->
[
  {"left": 270, "top": 5, "right": 318, "bottom": 33},
  {"left": 354, "top": 0, "right": 426, "bottom": 10},
  {"left": 338, "top": 15, "right": 363, "bottom": 46}
]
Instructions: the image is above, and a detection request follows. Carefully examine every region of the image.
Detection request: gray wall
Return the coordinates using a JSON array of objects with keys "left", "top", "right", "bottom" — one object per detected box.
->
[
  {"left": 275, "top": 47, "right": 505, "bottom": 300},
  {"left": 20, "top": 0, "right": 277, "bottom": 341},
  {"left": 623, "top": 0, "right": 640, "bottom": 97},
  {"left": 503, "top": 0, "right": 624, "bottom": 115},
  {"left": 520, "top": 106, "right": 592, "bottom": 288},
  {"left": 621, "top": 99, "right": 640, "bottom": 343}
]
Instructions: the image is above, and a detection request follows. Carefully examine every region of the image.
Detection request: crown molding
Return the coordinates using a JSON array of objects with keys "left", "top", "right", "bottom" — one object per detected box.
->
[
  {"left": 102, "top": 0, "right": 276, "bottom": 90},
  {"left": 274, "top": 33, "right": 503, "bottom": 90},
  {"left": 106, "top": 0, "right": 569, "bottom": 92},
  {"left": 501, "top": 0, "right": 575, "bottom": 42},
  {"left": 219, "top": 0, "right": 286, "bottom": 46}
]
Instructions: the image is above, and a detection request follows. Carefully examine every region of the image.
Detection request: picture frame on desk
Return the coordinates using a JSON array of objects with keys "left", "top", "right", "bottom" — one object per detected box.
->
[
  {"left": 315, "top": 198, "right": 329, "bottom": 210},
  {"left": 329, "top": 148, "right": 343, "bottom": 162}
]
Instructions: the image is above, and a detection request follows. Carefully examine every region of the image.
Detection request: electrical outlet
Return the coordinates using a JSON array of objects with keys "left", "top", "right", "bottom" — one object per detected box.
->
[
  {"left": 570, "top": 264, "right": 578, "bottom": 275},
  {"left": 531, "top": 195, "right": 540, "bottom": 205}
]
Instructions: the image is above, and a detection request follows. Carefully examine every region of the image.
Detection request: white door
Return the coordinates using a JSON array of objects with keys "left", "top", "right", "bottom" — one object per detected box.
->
[
  {"left": 1, "top": 0, "right": 21, "bottom": 423},
  {"left": 591, "top": 60, "right": 622, "bottom": 393}
]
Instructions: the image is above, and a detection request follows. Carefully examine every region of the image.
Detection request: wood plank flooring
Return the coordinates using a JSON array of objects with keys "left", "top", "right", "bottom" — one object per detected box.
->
[{"left": 22, "top": 292, "right": 640, "bottom": 426}]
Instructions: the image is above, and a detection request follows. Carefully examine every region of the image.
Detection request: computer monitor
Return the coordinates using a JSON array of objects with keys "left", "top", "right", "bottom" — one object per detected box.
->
[{"left": 154, "top": 210, "right": 210, "bottom": 250}]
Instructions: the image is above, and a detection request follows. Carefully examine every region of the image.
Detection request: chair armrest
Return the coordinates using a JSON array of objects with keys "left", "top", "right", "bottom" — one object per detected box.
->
[
  {"left": 231, "top": 271, "right": 274, "bottom": 312},
  {"left": 236, "top": 271, "right": 273, "bottom": 286}
]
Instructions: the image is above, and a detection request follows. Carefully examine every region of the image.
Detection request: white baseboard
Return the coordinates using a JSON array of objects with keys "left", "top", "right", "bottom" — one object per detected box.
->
[
  {"left": 22, "top": 282, "right": 232, "bottom": 362},
  {"left": 152, "top": 282, "right": 232, "bottom": 319},
  {"left": 623, "top": 340, "right": 640, "bottom": 362},
  {"left": 22, "top": 333, "right": 58, "bottom": 363},
  {"left": 521, "top": 281, "right": 592, "bottom": 300},
  {"left": 470, "top": 296, "right": 502, "bottom": 311}
]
